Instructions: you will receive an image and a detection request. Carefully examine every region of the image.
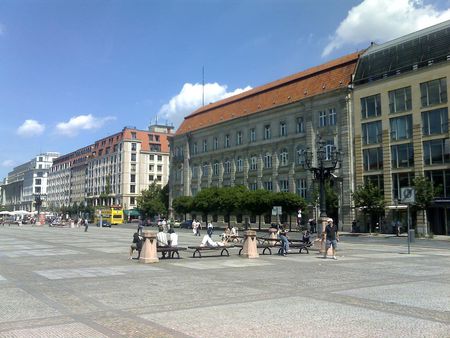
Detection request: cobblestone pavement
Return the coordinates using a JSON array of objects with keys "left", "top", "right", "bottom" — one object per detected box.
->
[{"left": 0, "top": 225, "right": 449, "bottom": 337}]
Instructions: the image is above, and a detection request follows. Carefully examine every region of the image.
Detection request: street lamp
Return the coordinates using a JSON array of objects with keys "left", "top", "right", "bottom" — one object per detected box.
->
[{"left": 301, "top": 137, "right": 342, "bottom": 234}]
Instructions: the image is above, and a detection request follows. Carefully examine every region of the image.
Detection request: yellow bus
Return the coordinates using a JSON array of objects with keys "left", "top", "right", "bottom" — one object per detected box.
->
[{"left": 94, "top": 206, "right": 124, "bottom": 226}]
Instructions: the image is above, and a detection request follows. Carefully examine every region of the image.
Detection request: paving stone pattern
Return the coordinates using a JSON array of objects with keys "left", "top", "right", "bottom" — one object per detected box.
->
[{"left": 0, "top": 225, "right": 449, "bottom": 337}]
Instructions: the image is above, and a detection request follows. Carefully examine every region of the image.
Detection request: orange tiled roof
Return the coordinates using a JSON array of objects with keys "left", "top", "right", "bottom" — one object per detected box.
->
[{"left": 176, "top": 51, "right": 361, "bottom": 135}]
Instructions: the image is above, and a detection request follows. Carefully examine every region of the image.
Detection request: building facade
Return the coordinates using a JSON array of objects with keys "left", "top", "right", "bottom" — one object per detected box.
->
[
  {"left": 170, "top": 52, "right": 360, "bottom": 229},
  {"left": 1, "top": 152, "right": 60, "bottom": 211},
  {"left": 353, "top": 21, "right": 450, "bottom": 235}
]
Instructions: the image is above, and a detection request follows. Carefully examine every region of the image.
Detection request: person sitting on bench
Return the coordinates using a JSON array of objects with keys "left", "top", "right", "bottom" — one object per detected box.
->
[
  {"left": 302, "top": 230, "right": 311, "bottom": 244},
  {"left": 200, "top": 234, "right": 225, "bottom": 247},
  {"left": 129, "top": 232, "right": 143, "bottom": 259},
  {"left": 168, "top": 228, "right": 178, "bottom": 246},
  {"left": 221, "top": 227, "right": 231, "bottom": 242},
  {"left": 157, "top": 226, "right": 168, "bottom": 247}
]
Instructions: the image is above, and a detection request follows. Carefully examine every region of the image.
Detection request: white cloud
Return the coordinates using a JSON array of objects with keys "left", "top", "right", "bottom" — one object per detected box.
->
[
  {"left": 1, "top": 160, "right": 15, "bottom": 167},
  {"left": 158, "top": 82, "right": 252, "bottom": 127},
  {"left": 322, "top": 0, "right": 450, "bottom": 57},
  {"left": 16, "top": 119, "right": 45, "bottom": 137},
  {"left": 56, "top": 114, "right": 116, "bottom": 137}
]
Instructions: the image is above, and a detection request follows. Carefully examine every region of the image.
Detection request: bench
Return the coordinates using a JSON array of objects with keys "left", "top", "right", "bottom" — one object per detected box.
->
[
  {"left": 157, "top": 246, "right": 187, "bottom": 259},
  {"left": 235, "top": 243, "right": 273, "bottom": 255},
  {"left": 187, "top": 245, "right": 234, "bottom": 258},
  {"left": 277, "top": 241, "right": 312, "bottom": 255}
]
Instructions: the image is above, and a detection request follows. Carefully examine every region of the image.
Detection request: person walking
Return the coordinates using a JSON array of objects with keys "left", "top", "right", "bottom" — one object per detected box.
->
[
  {"left": 324, "top": 219, "right": 339, "bottom": 260},
  {"left": 84, "top": 218, "right": 89, "bottom": 232},
  {"left": 138, "top": 217, "right": 144, "bottom": 235}
]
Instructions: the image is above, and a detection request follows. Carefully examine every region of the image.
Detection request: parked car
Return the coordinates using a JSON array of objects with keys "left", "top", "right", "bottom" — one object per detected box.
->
[
  {"left": 97, "top": 220, "right": 111, "bottom": 228},
  {"left": 179, "top": 220, "right": 193, "bottom": 229}
]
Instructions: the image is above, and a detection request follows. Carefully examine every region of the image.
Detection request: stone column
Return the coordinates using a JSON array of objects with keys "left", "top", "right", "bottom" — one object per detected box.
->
[
  {"left": 139, "top": 231, "right": 159, "bottom": 264},
  {"left": 241, "top": 230, "right": 259, "bottom": 259}
]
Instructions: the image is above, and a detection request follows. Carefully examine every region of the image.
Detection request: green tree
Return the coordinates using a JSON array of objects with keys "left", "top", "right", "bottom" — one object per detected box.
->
[
  {"left": 325, "top": 181, "right": 339, "bottom": 220},
  {"left": 242, "top": 189, "right": 273, "bottom": 230},
  {"left": 272, "top": 192, "right": 307, "bottom": 229},
  {"left": 412, "top": 176, "right": 439, "bottom": 234},
  {"left": 192, "top": 187, "right": 221, "bottom": 226},
  {"left": 161, "top": 183, "right": 170, "bottom": 211},
  {"left": 352, "top": 182, "right": 385, "bottom": 232},
  {"left": 172, "top": 196, "right": 194, "bottom": 220},
  {"left": 217, "top": 186, "right": 247, "bottom": 228},
  {"left": 136, "top": 182, "right": 166, "bottom": 219}
]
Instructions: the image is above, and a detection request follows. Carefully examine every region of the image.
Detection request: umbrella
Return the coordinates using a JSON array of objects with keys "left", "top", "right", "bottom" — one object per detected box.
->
[
  {"left": 12, "top": 210, "right": 32, "bottom": 216},
  {"left": 0, "top": 211, "right": 13, "bottom": 215}
]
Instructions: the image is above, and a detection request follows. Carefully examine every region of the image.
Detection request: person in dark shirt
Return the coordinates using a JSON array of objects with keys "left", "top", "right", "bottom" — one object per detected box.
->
[
  {"left": 324, "top": 219, "right": 339, "bottom": 260},
  {"left": 129, "top": 232, "right": 143, "bottom": 259}
]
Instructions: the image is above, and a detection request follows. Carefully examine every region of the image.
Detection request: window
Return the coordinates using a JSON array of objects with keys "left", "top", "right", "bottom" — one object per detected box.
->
[
  {"left": 236, "top": 131, "right": 242, "bottom": 145},
  {"left": 296, "top": 178, "right": 307, "bottom": 198},
  {"left": 131, "top": 153, "right": 136, "bottom": 162},
  {"left": 192, "top": 142, "right": 198, "bottom": 155},
  {"left": 131, "top": 143, "right": 137, "bottom": 151},
  {"left": 202, "top": 162, "right": 209, "bottom": 176},
  {"left": 362, "top": 121, "right": 382, "bottom": 145},
  {"left": 149, "top": 155, "right": 154, "bottom": 161},
  {"left": 149, "top": 164, "right": 154, "bottom": 171},
  {"left": 296, "top": 117, "right": 304, "bottom": 133},
  {"left": 280, "top": 122, "right": 287, "bottom": 136},
  {"left": 392, "top": 172, "right": 414, "bottom": 200},
  {"left": 213, "top": 137, "right": 219, "bottom": 150},
  {"left": 36, "top": 172, "right": 44, "bottom": 177},
  {"left": 192, "top": 166, "right": 198, "bottom": 179},
  {"left": 279, "top": 179, "right": 289, "bottom": 192},
  {"left": 420, "top": 78, "right": 447, "bottom": 107},
  {"left": 319, "top": 111, "right": 327, "bottom": 127},
  {"left": 236, "top": 157, "right": 243, "bottom": 172},
  {"left": 391, "top": 143, "right": 414, "bottom": 168},
  {"left": 35, "top": 187, "right": 41, "bottom": 194},
  {"left": 249, "top": 128, "right": 256, "bottom": 142},
  {"left": 263, "top": 181, "right": 273, "bottom": 191},
  {"left": 224, "top": 160, "right": 231, "bottom": 174},
  {"left": 389, "top": 86, "right": 412, "bottom": 113},
  {"left": 249, "top": 182, "right": 257, "bottom": 191},
  {"left": 131, "top": 132, "right": 137, "bottom": 139},
  {"left": 35, "top": 178, "right": 41, "bottom": 185},
  {"left": 423, "top": 139, "right": 450, "bottom": 165},
  {"left": 213, "top": 161, "right": 219, "bottom": 176},
  {"left": 280, "top": 149, "right": 289, "bottom": 166},
  {"left": 324, "top": 141, "right": 335, "bottom": 160},
  {"left": 130, "top": 197, "right": 136, "bottom": 205},
  {"left": 250, "top": 156, "right": 257, "bottom": 171},
  {"left": 157, "top": 155, "right": 162, "bottom": 161},
  {"left": 203, "top": 139, "right": 208, "bottom": 152},
  {"left": 425, "top": 169, "right": 450, "bottom": 198},
  {"left": 157, "top": 165, "right": 162, "bottom": 172},
  {"left": 363, "top": 148, "right": 383, "bottom": 171},
  {"left": 264, "top": 125, "right": 271, "bottom": 140},
  {"left": 296, "top": 146, "right": 305, "bottom": 165},
  {"left": 130, "top": 185, "right": 136, "bottom": 193},
  {"left": 131, "top": 163, "right": 136, "bottom": 172},
  {"left": 422, "top": 108, "right": 448, "bottom": 135},
  {"left": 155, "top": 135, "right": 160, "bottom": 142},
  {"left": 149, "top": 175, "right": 154, "bottom": 181},
  {"left": 150, "top": 144, "right": 161, "bottom": 152},
  {"left": 390, "top": 115, "right": 412, "bottom": 141},
  {"left": 149, "top": 134, "right": 154, "bottom": 141},
  {"left": 364, "top": 175, "right": 384, "bottom": 192},
  {"left": 130, "top": 174, "right": 136, "bottom": 183},
  {"left": 328, "top": 108, "right": 336, "bottom": 126},
  {"left": 264, "top": 153, "right": 272, "bottom": 169},
  {"left": 361, "top": 94, "right": 381, "bottom": 118},
  {"left": 156, "top": 175, "right": 162, "bottom": 181},
  {"left": 224, "top": 134, "right": 230, "bottom": 148}
]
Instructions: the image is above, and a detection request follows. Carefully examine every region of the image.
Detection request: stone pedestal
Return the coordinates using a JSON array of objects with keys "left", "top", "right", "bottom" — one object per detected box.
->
[
  {"left": 241, "top": 230, "right": 259, "bottom": 259},
  {"left": 139, "top": 231, "right": 159, "bottom": 264}
]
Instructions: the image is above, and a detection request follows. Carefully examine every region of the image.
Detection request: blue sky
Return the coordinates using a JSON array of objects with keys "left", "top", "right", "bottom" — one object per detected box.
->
[{"left": 1, "top": 0, "right": 449, "bottom": 179}]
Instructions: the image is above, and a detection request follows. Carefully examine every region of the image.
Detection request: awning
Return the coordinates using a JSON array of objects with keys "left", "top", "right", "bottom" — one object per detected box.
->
[{"left": 124, "top": 209, "right": 141, "bottom": 216}]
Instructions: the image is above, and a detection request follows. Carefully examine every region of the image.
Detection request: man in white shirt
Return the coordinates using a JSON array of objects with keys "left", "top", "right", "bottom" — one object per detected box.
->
[
  {"left": 168, "top": 228, "right": 178, "bottom": 246},
  {"left": 156, "top": 227, "right": 168, "bottom": 246}
]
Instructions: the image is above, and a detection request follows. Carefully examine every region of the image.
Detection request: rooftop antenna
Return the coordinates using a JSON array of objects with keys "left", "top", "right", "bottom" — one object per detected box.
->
[{"left": 202, "top": 66, "right": 205, "bottom": 107}]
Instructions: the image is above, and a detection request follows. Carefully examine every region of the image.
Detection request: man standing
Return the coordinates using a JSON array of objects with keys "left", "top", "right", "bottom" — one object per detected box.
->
[
  {"left": 84, "top": 218, "right": 89, "bottom": 232},
  {"left": 324, "top": 219, "right": 339, "bottom": 260}
]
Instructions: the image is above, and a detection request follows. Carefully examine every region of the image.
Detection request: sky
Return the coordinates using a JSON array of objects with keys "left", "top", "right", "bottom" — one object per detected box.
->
[{"left": 1, "top": 0, "right": 449, "bottom": 180}]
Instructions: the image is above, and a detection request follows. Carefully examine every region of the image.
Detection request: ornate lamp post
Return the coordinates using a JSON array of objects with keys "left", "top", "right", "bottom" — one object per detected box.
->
[{"left": 302, "top": 137, "right": 342, "bottom": 234}]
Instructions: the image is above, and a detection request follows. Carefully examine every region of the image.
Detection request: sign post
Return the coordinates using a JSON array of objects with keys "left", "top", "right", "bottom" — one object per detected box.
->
[
  {"left": 401, "top": 187, "right": 415, "bottom": 254},
  {"left": 272, "top": 206, "right": 282, "bottom": 225}
]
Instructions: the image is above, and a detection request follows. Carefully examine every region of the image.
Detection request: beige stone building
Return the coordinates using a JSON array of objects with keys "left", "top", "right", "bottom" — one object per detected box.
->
[
  {"left": 170, "top": 52, "right": 360, "bottom": 229},
  {"left": 352, "top": 21, "right": 450, "bottom": 235}
]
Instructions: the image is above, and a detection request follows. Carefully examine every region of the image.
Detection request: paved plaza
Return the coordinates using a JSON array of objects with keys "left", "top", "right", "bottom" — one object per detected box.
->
[{"left": 0, "top": 224, "right": 449, "bottom": 337}]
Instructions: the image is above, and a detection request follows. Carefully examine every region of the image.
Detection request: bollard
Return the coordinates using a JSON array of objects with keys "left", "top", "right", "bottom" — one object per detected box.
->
[
  {"left": 139, "top": 230, "right": 159, "bottom": 264},
  {"left": 241, "top": 230, "right": 259, "bottom": 259}
]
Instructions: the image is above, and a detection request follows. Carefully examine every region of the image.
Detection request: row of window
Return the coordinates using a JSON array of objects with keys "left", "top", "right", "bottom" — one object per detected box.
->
[
  {"left": 362, "top": 138, "right": 450, "bottom": 171},
  {"left": 362, "top": 107, "right": 448, "bottom": 145},
  {"left": 361, "top": 77, "right": 447, "bottom": 118},
  {"left": 364, "top": 169, "right": 450, "bottom": 199}
]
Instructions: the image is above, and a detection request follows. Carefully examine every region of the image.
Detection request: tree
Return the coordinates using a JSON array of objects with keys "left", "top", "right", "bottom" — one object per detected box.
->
[
  {"left": 161, "top": 184, "right": 170, "bottom": 211},
  {"left": 192, "top": 187, "right": 221, "bottom": 225},
  {"left": 325, "top": 181, "right": 339, "bottom": 221},
  {"left": 242, "top": 189, "right": 273, "bottom": 230},
  {"left": 136, "top": 182, "right": 166, "bottom": 219},
  {"left": 412, "top": 176, "right": 439, "bottom": 234},
  {"left": 172, "top": 196, "right": 194, "bottom": 220},
  {"left": 272, "top": 192, "right": 307, "bottom": 230},
  {"left": 352, "top": 182, "right": 385, "bottom": 232},
  {"left": 217, "top": 186, "right": 247, "bottom": 228}
]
